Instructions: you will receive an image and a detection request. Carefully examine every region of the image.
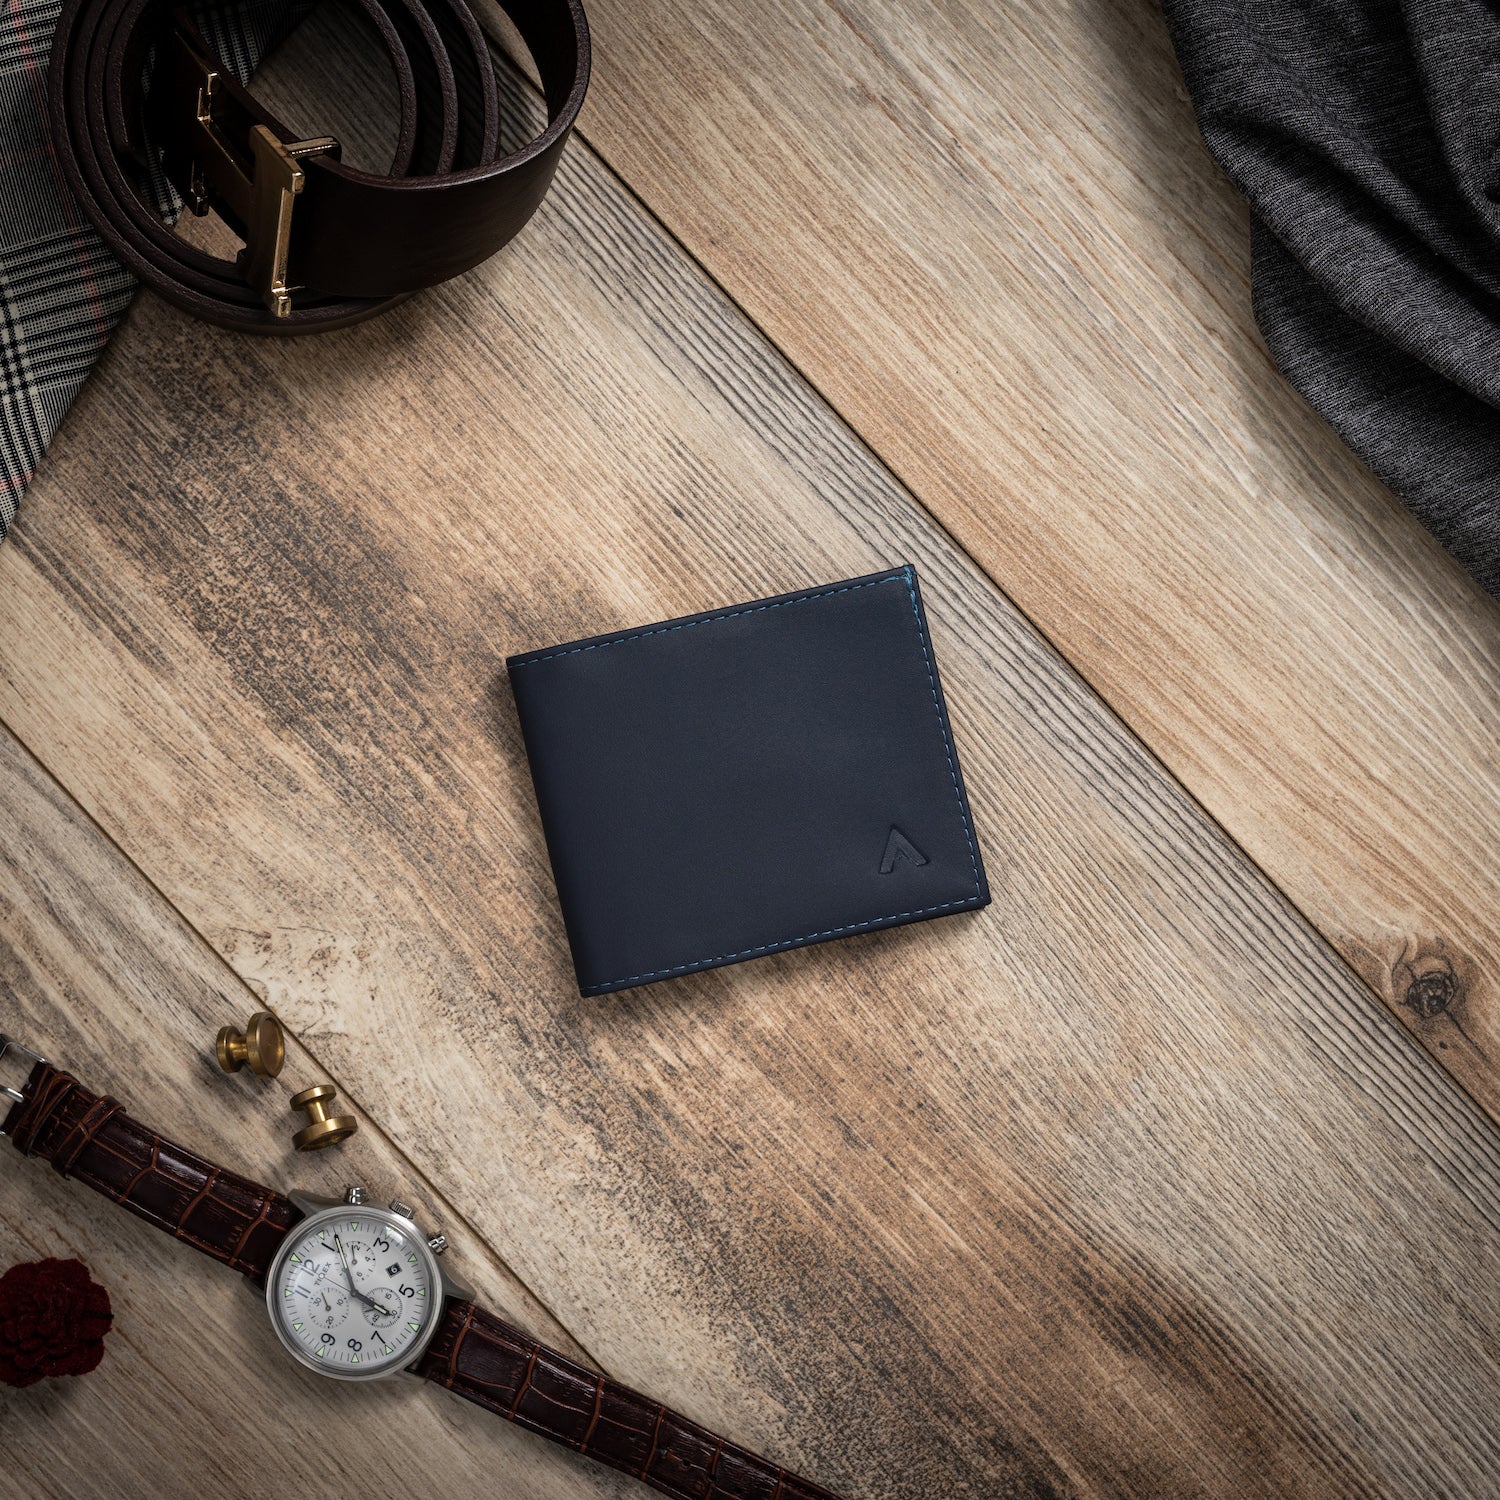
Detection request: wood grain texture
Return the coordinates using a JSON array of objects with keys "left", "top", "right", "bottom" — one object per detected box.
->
[
  {"left": 562, "top": 0, "right": 1500, "bottom": 1111},
  {"left": 0, "top": 725, "right": 634, "bottom": 1500},
  {"left": 1, "top": 13, "right": 1499, "bottom": 1500}
]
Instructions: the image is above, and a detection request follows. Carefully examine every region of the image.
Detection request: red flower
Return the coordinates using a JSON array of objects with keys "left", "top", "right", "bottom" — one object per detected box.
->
[{"left": 0, "top": 1258, "right": 113, "bottom": 1388}]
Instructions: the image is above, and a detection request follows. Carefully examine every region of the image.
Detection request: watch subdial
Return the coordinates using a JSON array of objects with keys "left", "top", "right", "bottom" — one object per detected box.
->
[
  {"left": 361, "top": 1285, "right": 401, "bottom": 1327},
  {"left": 312, "top": 1289, "right": 349, "bottom": 1331}
]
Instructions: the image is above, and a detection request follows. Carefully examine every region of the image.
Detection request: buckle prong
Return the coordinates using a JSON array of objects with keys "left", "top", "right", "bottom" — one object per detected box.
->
[{"left": 0, "top": 1035, "right": 46, "bottom": 1113}]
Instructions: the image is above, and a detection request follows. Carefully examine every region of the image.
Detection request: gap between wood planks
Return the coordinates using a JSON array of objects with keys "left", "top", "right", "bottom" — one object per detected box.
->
[
  {"left": 470, "top": 18, "right": 1498, "bottom": 1131},
  {"left": 0, "top": 715, "right": 605, "bottom": 1375},
  {"left": 6, "top": 0, "right": 1500, "bottom": 1490},
  {"left": 517, "top": 0, "right": 1500, "bottom": 1116}
]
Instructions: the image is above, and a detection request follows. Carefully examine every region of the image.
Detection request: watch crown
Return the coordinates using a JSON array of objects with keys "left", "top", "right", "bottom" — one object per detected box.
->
[
  {"left": 344, "top": 1185, "right": 366, "bottom": 1205},
  {"left": 388, "top": 1200, "right": 414, "bottom": 1219},
  {"left": 427, "top": 1234, "right": 448, "bottom": 1255}
]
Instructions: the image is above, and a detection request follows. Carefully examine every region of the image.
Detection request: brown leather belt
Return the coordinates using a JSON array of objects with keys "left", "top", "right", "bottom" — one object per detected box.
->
[{"left": 48, "top": 0, "right": 589, "bottom": 332}]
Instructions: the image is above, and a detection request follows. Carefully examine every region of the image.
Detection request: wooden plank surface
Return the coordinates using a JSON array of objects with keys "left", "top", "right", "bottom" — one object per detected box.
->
[
  {"left": 1, "top": 13, "right": 1498, "bottom": 1500},
  {"left": 0, "top": 727, "right": 631, "bottom": 1500},
  {"left": 566, "top": 0, "right": 1500, "bottom": 1111}
]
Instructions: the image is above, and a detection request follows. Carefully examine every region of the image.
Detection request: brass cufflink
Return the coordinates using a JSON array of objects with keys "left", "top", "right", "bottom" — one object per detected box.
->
[
  {"left": 290, "top": 1084, "right": 357, "bottom": 1151},
  {"left": 215, "top": 1011, "right": 285, "bottom": 1078}
]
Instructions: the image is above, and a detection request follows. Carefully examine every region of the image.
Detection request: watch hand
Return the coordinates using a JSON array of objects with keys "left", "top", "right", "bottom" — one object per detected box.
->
[{"left": 333, "top": 1233, "right": 383, "bottom": 1310}]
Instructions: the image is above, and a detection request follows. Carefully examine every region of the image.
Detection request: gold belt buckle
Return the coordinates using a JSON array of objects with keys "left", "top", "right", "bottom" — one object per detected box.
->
[{"left": 174, "top": 31, "right": 337, "bottom": 317}]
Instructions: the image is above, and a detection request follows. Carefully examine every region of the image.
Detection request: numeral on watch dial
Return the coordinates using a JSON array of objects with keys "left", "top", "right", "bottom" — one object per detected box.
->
[{"left": 269, "top": 1211, "right": 435, "bottom": 1378}]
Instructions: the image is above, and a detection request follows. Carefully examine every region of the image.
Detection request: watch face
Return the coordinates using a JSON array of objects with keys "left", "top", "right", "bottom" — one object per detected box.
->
[{"left": 266, "top": 1205, "right": 442, "bottom": 1380}]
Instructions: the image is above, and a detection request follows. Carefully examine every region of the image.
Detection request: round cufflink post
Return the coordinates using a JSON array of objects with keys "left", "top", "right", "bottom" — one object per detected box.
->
[
  {"left": 290, "top": 1084, "right": 357, "bottom": 1151},
  {"left": 215, "top": 1011, "right": 285, "bottom": 1078}
]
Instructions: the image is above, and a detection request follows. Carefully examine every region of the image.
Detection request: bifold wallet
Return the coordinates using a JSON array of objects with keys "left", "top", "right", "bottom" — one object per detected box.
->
[{"left": 507, "top": 564, "right": 989, "bottom": 995}]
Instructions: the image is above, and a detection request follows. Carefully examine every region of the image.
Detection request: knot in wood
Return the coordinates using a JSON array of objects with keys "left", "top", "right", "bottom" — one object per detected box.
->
[{"left": 1402, "top": 964, "right": 1458, "bottom": 1019}]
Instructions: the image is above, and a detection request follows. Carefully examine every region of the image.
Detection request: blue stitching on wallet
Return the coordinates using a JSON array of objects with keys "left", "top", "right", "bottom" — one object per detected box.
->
[
  {"left": 517, "top": 566, "right": 985, "bottom": 993},
  {"left": 581, "top": 900, "right": 981, "bottom": 992},
  {"left": 510, "top": 575, "right": 891, "bottom": 667}
]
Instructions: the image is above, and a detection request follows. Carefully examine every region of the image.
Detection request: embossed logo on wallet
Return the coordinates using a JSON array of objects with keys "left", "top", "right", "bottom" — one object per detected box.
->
[{"left": 879, "top": 826, "right": 929, "bottom": 874}]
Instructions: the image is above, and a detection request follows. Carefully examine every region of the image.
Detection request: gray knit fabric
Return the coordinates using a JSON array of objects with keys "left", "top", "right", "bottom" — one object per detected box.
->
[{"left": 1163, "top": 0, "right": 1500, "bottom": 595}]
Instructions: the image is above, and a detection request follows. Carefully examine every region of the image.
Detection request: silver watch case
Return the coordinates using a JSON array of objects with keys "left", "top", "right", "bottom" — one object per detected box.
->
[{"left": 264, "top": 1190, "right": 472, "bottom": 1381}]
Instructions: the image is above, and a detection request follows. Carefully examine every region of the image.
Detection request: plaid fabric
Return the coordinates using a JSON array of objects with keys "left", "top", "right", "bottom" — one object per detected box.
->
[{"left": 0, "top": 0, "right": 302, "bottom": 541}]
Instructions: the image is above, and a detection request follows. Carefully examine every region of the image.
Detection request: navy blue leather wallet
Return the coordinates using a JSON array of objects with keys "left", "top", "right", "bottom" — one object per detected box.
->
[{"left": 507, "top": 565, "right": 989, "bottom": 995}]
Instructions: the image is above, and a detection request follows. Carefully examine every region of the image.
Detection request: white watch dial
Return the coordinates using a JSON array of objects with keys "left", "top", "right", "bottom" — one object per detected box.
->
[{"left": 267, "top": 1206, "right": 440, "bottom": 1379}]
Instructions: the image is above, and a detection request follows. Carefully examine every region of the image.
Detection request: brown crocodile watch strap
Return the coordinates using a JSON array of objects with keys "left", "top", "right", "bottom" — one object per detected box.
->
[
  {"left": 416, "top": 1300, "right": 846, "bottom": 1500},
  {"left": 5, "top": 1060, "right": 846, "bottom": 1495},
  {"left": 3, "top": 1062, "right": 295, "bottom": 1280}
]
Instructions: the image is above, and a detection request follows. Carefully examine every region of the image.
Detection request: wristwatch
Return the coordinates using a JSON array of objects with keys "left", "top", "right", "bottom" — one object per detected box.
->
[{"left": 1, "top": 1037, "right": 843, "bottom": 1500}]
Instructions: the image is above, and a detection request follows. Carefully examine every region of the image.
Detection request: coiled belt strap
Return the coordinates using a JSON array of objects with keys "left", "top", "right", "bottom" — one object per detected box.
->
[{"left": 47, "top": 0, "right": 589, "bottom": 332}]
